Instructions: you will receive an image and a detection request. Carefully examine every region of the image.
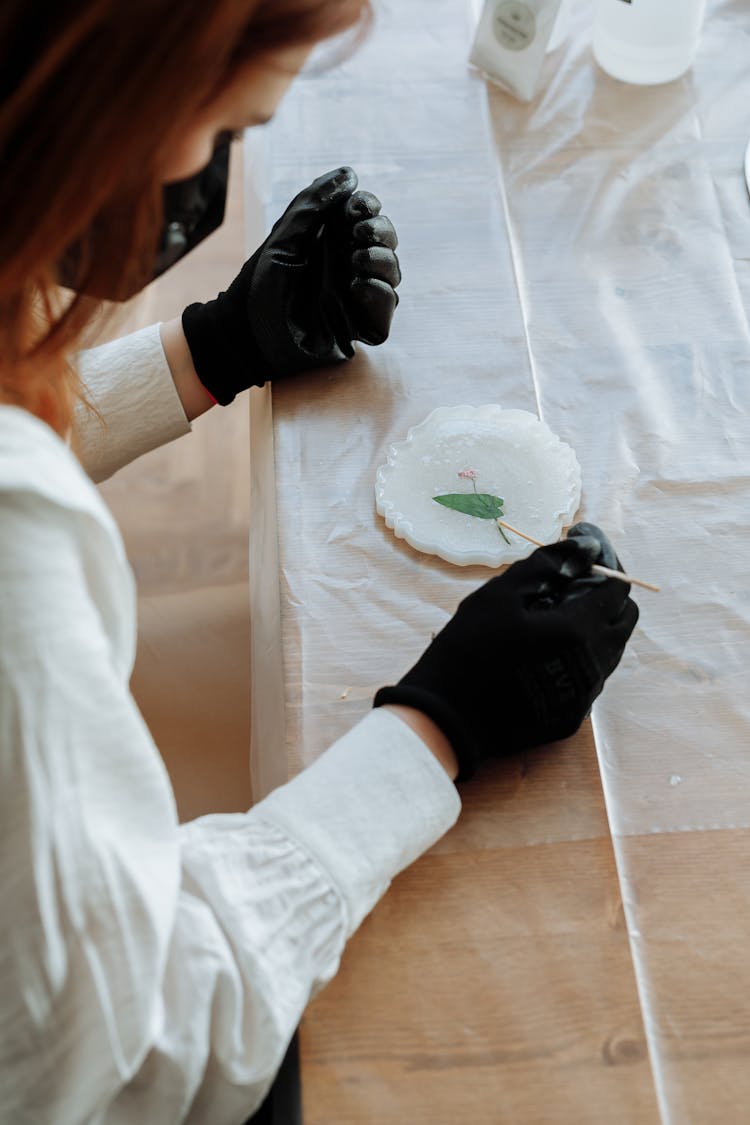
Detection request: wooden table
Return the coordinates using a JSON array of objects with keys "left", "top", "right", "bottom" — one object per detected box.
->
[
  {"left": 299, "top": 727, "right": 660, "bottom": 1124},
  {"left": 246, "top": 1, "right": 750, "bottom": 1120}
]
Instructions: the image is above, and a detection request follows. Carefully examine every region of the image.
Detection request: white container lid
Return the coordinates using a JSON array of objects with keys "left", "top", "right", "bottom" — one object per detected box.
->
[{"left": 593, "top": 23, "right": 700, "bottom": 86}]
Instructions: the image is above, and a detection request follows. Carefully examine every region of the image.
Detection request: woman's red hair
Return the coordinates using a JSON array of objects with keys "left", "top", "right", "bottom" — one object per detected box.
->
[{"left": 0, "top": 0, "right": 370, "bottom": 435}]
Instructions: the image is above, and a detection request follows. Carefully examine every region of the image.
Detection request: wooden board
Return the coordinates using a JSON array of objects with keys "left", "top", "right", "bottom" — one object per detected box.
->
[{"left": 300, "top": 727, "right": 660, "bottom": 1124}]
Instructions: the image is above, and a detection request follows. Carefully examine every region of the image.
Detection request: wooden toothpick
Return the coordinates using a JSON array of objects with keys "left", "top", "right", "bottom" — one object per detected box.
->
[
  {"left": 496, "top": 519, "right": 545, "bottom": 548},
  {"left": 496, "top": 519, "right": 660, "bottom": 593},
  {"left": 587, "top": 563, "right": 660, "bottom": 593}
]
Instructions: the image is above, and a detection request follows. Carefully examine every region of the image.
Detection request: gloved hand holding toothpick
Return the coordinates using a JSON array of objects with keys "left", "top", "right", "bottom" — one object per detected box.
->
[{"left": 497, "top": 518, "right": 660, "bottom": 592}]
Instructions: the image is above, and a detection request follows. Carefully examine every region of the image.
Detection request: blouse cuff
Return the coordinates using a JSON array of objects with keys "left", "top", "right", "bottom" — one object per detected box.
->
[
  {"left": 75, "top": 323, "right": 191, "bottom": 482},
  {"left": 253, "top": 708, "right": 462, "bottom": 936}
]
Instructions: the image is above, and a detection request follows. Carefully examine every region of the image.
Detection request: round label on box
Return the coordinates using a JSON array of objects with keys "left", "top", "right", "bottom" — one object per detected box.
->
[{"left": 493, "top": 0, "right": 536, "bottom": 51}]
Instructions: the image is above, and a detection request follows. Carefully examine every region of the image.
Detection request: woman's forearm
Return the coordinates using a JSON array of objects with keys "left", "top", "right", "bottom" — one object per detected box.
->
[
  {"left": 160, "top": 317, "right": 217, "bottom": 421},
  {"left": 381, "top": 705, "right": 459, "bottom": 781}
]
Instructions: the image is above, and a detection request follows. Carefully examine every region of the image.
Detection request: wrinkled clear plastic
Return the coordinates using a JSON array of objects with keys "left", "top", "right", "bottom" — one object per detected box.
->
[{"left": 247, "top": 0, "right": 750, "bottom": 1118}]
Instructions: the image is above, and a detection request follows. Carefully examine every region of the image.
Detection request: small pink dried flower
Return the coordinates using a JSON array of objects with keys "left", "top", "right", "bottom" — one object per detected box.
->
[{"left": 457, "top": 469, "right": 478, "bottom": 480}]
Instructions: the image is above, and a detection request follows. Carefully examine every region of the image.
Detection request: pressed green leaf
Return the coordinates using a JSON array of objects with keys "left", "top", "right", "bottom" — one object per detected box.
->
[{"left": 432, "top": 492, "right": 505, "bottom": 520}]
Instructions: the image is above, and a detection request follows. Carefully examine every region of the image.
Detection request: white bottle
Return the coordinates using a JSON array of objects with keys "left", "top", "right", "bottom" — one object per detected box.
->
[
  {"left": 593, "top": 0, "right": 707, "bottom": 86},
  {"left": 470, "top": 0, "right": 564, "bottom": 102}
]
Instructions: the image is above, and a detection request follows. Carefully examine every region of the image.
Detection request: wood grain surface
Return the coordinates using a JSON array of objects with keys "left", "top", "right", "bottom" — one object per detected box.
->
[
  {"left": 300, "top": 725, "right": 660, "bottom": 1125},
  {"left": 611, "top": 830, "right": 750, "bottom": 1125}
]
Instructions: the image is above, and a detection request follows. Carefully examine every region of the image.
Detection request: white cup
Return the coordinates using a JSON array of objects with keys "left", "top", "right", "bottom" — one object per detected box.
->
[{"left": 593, "top": 0, "right": 707, "bottom": 85}]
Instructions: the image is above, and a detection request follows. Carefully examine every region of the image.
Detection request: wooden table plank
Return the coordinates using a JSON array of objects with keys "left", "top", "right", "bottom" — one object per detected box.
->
[
  {"left": 301, "top": 729, "right": 661, "bottom": 1124},
  {"left": 613, "top": 830, "right": 750, "bottom": 1124}
]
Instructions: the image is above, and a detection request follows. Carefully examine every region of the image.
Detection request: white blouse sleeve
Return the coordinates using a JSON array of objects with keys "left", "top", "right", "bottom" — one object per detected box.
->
[
  {"left": 0, "top": 471, "right": 460, "bottom": 1125},
  {"left": 74, "top": 323, "right": 191, "bottom": 483},
  {"left": 117, "top": 710, "right": 460, "bottom": 1125}
]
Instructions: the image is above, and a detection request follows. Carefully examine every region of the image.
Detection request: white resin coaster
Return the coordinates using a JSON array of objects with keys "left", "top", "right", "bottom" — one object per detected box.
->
[{"left": 375, "top": 405, "right": 582, "bottom": 567}]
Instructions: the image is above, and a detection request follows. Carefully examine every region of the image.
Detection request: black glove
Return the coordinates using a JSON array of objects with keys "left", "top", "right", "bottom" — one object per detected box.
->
[
  {"left": 373, "top": 524, "right": 639, "bottom": 782},
  {"left": 181, "top": 166, "right": 401, "bottom": 404}
]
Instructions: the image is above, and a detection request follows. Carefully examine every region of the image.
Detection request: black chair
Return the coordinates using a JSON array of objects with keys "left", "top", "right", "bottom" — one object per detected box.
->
[{"left": 244, "top": 1030, "right": 302, "bottom": 1125}]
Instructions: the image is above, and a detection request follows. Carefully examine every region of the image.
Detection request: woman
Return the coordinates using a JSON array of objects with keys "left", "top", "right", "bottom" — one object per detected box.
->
[{"left": 0, "top": 2, "right": 638, "bottom": 1122}]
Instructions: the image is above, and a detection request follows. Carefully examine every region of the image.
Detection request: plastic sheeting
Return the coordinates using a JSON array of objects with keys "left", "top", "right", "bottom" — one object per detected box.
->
[{"left": 247, "top": 1, "right": 750, "bottom": 1119}]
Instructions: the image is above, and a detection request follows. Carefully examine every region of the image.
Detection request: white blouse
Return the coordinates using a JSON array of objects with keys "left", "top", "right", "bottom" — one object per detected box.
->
[{"left": 0, "top": 324, "right": 461, "bottom": 1125}]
